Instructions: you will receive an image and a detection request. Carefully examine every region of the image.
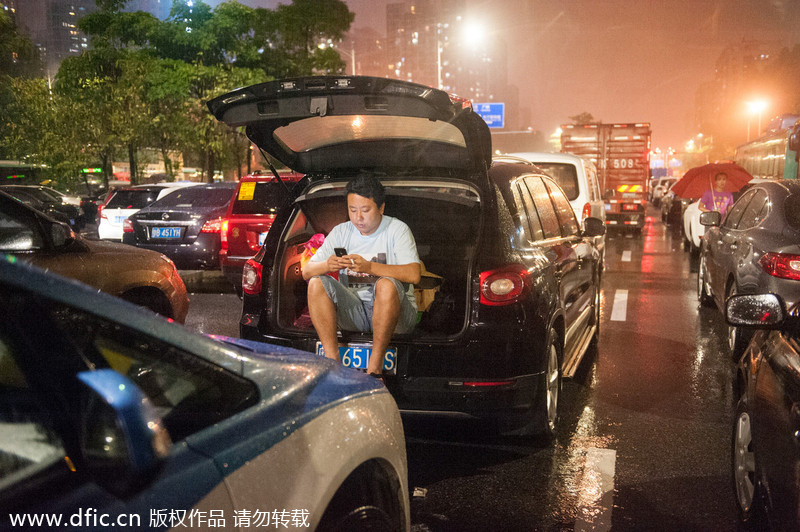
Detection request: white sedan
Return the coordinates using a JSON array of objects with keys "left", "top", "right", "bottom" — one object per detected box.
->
[{"left": 682, "top": 199, "right": 704, "bottom": 256}]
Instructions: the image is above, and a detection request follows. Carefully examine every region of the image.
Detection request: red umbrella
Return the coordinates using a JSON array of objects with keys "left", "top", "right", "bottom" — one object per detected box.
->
[{"left": 670, "top": 162, "right": 753, "bottom": 198}]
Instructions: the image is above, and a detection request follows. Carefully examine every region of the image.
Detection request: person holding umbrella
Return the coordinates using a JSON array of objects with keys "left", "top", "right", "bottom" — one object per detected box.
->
[{"left": 698, "top": 171, "right": 734, "bottom": 216}]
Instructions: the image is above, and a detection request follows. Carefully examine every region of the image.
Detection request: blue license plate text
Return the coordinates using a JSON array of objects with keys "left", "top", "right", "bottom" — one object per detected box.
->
[
  {"left": 151, "top": 227, "right": 181, "bottom": 239},
  {"left": 315, "top": 343, "right": 397, "bottom": 374}
]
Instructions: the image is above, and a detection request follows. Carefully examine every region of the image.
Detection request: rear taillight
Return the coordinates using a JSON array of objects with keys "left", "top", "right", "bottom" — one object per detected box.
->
[
  {"left": 758, "top": 252, "right": 800, "bottom": 281},
  {"left": 480, "top": 265, "right": 529, "bottom": 306},
  {"left": 201, "top": 217, "right": 224, "bottom": 233},
  {"left": 122, "top": 219, "right": 134, "bottom": 233},
  {"left": 98, "top": 204, "right": 106, "bottom": 219},
  {"left": 220, "top": 219, "right": 229, "bottom": 252},
  {"left": 242, "top": 258, "right": 263, "bottom": 294},
  {"left": 582, "top": 202, "right": 591, "bottom": 220}
]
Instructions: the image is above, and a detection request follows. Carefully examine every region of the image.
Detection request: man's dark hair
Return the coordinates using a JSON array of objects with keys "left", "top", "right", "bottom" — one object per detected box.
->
[{"left": 346, "top": 173, "right": 385, "bottom": 207}]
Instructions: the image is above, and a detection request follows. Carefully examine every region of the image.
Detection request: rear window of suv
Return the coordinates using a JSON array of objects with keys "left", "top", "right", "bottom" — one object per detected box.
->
[
  {"left": 232, "top": 181, "right": 289, "bottom": 215},
  {"left": 106, "top": 189, "right": 163, "bottom": 209},
  {"left": 530, "top": 163, "right": 579, "bottom": 200}
]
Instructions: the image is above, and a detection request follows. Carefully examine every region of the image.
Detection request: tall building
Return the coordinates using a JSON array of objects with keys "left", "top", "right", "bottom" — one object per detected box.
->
[
  {"left": 384, "top": 0, "right": 514, "bottom": 125},
  {"left": 1, "top": 0, "right": 17, "bottom": 20},
  {"left": 15, "top": 0, "right": 96, "bottom": 80},
  {"left": 694, "top": 39, "right": 785, "bottom": 147}
]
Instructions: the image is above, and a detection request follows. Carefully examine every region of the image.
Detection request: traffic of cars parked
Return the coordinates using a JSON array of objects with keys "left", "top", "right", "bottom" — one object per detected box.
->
[{"left": 4, "top": 74, "right": 800, "bottom": 529}]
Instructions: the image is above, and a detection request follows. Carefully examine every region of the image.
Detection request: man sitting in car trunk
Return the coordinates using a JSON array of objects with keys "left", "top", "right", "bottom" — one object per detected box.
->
[{"left": 302, "top": 173, "right": 421, "bottom": 379}]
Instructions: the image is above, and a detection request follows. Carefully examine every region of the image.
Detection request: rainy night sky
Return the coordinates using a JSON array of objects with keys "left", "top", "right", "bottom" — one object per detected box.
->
[{"left": 217, "top": 0, "right": 800, "bottom": 150}]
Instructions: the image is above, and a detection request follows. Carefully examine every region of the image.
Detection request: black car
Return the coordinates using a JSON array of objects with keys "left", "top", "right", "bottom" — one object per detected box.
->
[
  {"left": 0, "top": 184, "right": 85, "bottom": 230},
  {"left": 698, "top": 179, "right": 800, "bottom": 359},
  {"left": 728, "top": 293, "right": 800, "bottom": 529},
  {"left": 123, "top": 182, "right": 237, "bottom": 270},
  {"left": 207, "top": 76, "right": 604, "bottom": 438}
]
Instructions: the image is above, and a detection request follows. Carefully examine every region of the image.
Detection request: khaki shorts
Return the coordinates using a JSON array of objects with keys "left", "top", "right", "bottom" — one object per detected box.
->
[{"left": 314, "top": 275, "right": 417, "bottom": 334}]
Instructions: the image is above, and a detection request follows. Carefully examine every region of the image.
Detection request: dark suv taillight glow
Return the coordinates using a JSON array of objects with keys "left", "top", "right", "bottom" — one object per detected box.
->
[
  {"left": 480, "top": 265, "right": 529, "bottom": 306},
  {"left": 242, "top": 258, "right": 263, "bottom": 294},
  {"left": 758, "top": 252, "right": 800, "bottom": 281}
]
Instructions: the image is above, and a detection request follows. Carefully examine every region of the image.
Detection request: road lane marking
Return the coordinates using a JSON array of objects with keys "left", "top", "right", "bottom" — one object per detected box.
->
[
  {"left": 621, "top": 250, "right": 631, "bottom": 262},
  {"left": 610, "top": 290, "right": 628, "bottom": 321},
  {"left": 575, "top": 447, "right": 617, "bottom": 532}
]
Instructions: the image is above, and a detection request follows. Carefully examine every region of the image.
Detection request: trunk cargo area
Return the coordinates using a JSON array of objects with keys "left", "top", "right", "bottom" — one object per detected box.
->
[{"left": 274, "top": 181, "right": 481, "bottom": 341}]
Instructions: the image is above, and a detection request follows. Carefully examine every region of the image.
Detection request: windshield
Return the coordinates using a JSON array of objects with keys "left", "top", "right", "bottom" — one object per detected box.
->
[{"left": 106, "top": 189, "right": 162, "bottom": 209}]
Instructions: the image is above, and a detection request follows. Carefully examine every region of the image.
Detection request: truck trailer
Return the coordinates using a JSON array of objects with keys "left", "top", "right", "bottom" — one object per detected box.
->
[{"left": 561, "top": 123, "right": 652, "bottom": 231}]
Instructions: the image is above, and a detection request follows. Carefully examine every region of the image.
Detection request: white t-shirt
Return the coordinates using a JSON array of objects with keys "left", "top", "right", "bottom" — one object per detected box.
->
[{"left": 311, "top": 215, "right": 419, "bottom": 306}]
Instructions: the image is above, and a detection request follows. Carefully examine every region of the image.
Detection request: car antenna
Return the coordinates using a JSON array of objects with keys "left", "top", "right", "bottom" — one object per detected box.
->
[{"left": 258, "top": 147, "right": 291, "bottom": 194}]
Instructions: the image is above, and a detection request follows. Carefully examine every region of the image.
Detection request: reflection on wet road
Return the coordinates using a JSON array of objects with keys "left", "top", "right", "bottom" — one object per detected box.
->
[{"left": 406, "top": 209, "right": 738, "bottom": 530}]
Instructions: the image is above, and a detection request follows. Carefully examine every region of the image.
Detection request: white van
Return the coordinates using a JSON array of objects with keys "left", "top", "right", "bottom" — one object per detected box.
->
[{"left": 502, "top": 152, "right": 605, "bottom": 225}]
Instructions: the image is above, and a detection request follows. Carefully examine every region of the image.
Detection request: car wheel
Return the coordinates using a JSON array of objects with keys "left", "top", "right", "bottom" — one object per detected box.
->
[
  {"left": 727, "top": 285, "right": 753, "bottom": 361},
  {"left": 697, "top": 255, "right": 714, "bottom": 307},
  {"left": 121, "top": 288, "right": 173, "bottom": 319},
  {"left": 317, "top": 462, "right": 403, "bottom": 532},
  {"left": 532, "top": 328, "right": 562, "bottom": 440},
  {"left": 732, "top": 399, "right": 765, "bottom": 526}
]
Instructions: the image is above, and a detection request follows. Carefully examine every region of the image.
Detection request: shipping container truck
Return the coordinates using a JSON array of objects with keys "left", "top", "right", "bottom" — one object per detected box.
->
[{"left": 561, "top": 123, "right": 652, "bottom": 231}]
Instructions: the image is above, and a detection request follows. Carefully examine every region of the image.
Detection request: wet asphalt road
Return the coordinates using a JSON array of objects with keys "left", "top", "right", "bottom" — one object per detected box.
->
[{"left": 181, "top": 207, "right": 740, "bottom": 531}]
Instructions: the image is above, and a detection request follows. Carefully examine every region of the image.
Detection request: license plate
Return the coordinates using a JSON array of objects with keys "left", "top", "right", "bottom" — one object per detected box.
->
[
  {"left": 258, "top": 231, "right": 268, "bottom": 245},
  {"left": 151, "top": 227, "right": 181, "bottom": 239},
  {"left": 115, "top": 216, "right": 127, "bottom": 224},
  {"left": 604, "top": 204, "right": 611, "bottom": 211},
  {"left": 315, "top": 342, "right": 397, "bottom": 374}
]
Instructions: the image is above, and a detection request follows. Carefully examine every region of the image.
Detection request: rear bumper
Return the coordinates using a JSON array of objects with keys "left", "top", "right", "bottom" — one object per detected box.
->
[
  {"left": 239, "top": 319, "right": 547, "bottom": 430},
  {"left": 391, "top": 373, "right": 542, "bottom": 430},
  {"left": 605, "top": 212, "right": 645, "bottom": 227},
  {"left": 127, "top": 234, "right": 222, "bottom": 270}
]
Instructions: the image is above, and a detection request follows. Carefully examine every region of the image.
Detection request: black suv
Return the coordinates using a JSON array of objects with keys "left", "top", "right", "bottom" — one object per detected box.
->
[{"left": 208, "top": 76, "right": 604, "bottom": 438}]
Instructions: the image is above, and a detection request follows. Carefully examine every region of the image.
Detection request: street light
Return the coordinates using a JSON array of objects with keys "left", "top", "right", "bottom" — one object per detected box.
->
[{"left": 746, "top": 100, "right": 768, "bottom": 142}]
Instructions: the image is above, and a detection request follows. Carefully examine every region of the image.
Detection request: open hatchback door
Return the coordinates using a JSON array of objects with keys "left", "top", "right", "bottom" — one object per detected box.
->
[{"left": 207, "top": 76, "right": 492, "bottom": 178}]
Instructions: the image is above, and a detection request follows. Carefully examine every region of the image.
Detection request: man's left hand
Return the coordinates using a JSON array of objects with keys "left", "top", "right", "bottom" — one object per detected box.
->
[{"left": 344, "top": 254, "right": 370, "bottom": 274}]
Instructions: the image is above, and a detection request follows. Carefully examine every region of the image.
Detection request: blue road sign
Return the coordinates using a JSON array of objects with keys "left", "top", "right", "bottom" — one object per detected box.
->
[{"left": 475, "top": 103, "right": 505, "bottom": 129}]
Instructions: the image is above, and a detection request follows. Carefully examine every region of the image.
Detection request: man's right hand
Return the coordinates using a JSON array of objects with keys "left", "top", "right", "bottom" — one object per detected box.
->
[{"left": 327, "top": 254, "right": 353, "bottom": 272}]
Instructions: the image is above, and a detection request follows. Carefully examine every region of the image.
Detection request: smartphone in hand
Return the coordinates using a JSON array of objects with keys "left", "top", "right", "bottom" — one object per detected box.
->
[{"left": 334, "top": 248, "right": 347, "bottom": 257}]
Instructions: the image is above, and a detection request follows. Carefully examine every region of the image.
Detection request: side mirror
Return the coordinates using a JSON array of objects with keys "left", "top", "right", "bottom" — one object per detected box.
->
[
  {"left": 725, "top": 293, "right": 787, "bottom": 329},
  {"left": 77, "top": 369, "right": 172, "bottom": 497},
  {"left": 699, "top": 211, "right": 721, "bottom": 227},
  {"left": 50, "top": 221, "right": 74, "bottom": 247},
  {"left": 583, "top": 217, "right": 606, "bottom": 237}
]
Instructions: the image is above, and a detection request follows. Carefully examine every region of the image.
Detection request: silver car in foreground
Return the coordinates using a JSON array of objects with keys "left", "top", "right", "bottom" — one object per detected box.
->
[{"left": 0, "top": 257, "right": 410, "bottom": 531}]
